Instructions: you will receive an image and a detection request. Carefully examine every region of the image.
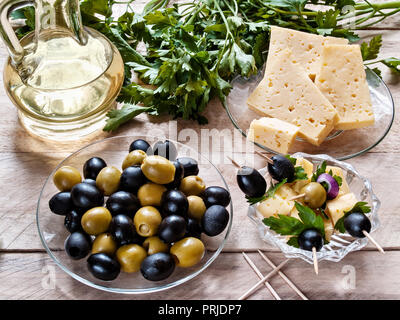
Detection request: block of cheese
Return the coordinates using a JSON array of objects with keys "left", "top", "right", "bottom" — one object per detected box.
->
[
  {"left": 248, "top": 117, "right": 299, "bottom": 154},
  {"left": 257, "top": 195, "right": 294, "bottom": 218},
  {"left": 247, "top": 49, "right": 339, "bottom": 146},
  {"left": 267, "top": 26, "right": 348, "bottom": 81},
  {"left": 315, "top": 44, "right": 375, "bottom": 130},
  {"left": 291, "top": 157, "right": 314, "bottom": 193},
  {"left": 326, "top": 165, "right": 350, "bottom": 197},
  {"left": 276, "top": 184, "right": 298, "bottom": 200},
  {"left": 326, "top": 192, "right": 358, "bottom": 226}
]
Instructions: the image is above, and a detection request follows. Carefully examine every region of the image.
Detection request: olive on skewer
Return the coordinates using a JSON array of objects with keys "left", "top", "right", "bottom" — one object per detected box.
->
[
  {"left": 255, "top": 151, "right": 295, "bottom": 183},
  {"left": 289, "top": 182, "right": 327, "bottom": 209},
  {"left": 298, "top": 228, "right": 324, "bottom": 275}
]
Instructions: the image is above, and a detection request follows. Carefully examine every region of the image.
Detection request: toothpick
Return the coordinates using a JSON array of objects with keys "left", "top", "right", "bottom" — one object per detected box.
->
[
  {"left": 312, "top": 247, "right": 319, "bottom": 275},
  {"left": 363, "top": 230, "right": 385, "bottom": 254},
  {"left": 255, "top": 150, "right": 274, "bottom": 164},
  {"left": 257, "top": 250, "right": 308, "bottom": 300},
  {"left": 289, "top": 193, "right": 306, "bottom": 201},
  {"left": 239, "top": 259, "right": 289, "bottom": 300},
  {"left": 226, "top": 156, "right": 241, "bottom": 169},
  {"left": 242, "top": 252, "right": 281, "bottom": 300}
]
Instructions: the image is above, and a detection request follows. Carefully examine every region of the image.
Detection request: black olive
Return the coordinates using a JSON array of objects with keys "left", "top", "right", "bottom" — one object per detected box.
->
[
  {"left": 82, "top": 178, "right": 97, "bottom": 187},
  {"left": 161, "top": 190, "right": 188, "bottom": 218},
  {"left": 165, "top": 161, "right": 184, "bottom": 189},
  {"left": 237, "top": 166, "right": 267, "bottom": 198},
  {"left": 119, "top": 165, "right": 148, "bottom": 194},
  {"left": 201, "top": 205, "right": 229, "bottom": 237},
  {"left": 87, "top": 253, "right": 120, "bottom": 281},
  {"left": 344, "top": 212, "right": 371, "bottom": 238},
  {"left": 185, "top": 218, "right": 202, "bottom": 239},
  {"left": 109, "top": 214, "right": 144, "bottom": 246},
  {"left": 106, "top": 191, "right": 140, "bottom": 218},
  {"left": 176, "top": 157, "right": 199, "bottom": 177},
  {"left": 64, "top": 209, "right": 82, "bottom": 233},
  {"left": 64, "top": 231, "right": 92, "bottom": 260},
  {"left": 83, "top": 157, "right": 107, "bottom": 180},
  {"left": 159, "top": 215, "right": 187, "bottom": 243},
  {"left": 201, "top": 186, "right": 231, "bottom": 208},
  {"left": 71, "top": 183, "right": 104, "bottom": 209},
  {"left": 49, "top": 192, "right": 73, "bottom": 215},
  {"left": 298, "top": 229, "right": 323, "bottom": 251},
  {"left": 268, "top": 155, "right": 295, "bottom": 182},
  {"left": 129, "top": 139, "right": 152, "bottom": 154},
  {"left": 140, "top": 252, "right": 175, "bottom": 281},
  {"left": 153, "top": 140, "right": 177, "bottom": 161}
]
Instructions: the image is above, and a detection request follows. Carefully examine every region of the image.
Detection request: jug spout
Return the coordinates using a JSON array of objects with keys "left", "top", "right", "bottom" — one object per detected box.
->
[{"left": 36, "top": 0, "right": 88, "bottom": 45}]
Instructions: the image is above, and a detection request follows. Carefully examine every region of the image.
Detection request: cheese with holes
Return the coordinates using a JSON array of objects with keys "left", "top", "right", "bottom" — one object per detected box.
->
[
  {"left": 257, "top": 195, "right": 294, "bottom": 218},
  {"left": 247, "top": 49, "right": 339, "bottom": 146},
  {"left": 315, "top": 44, "right": 375, "bottom": 130},
  {"left": 291, "top": 157, "right": 314, "bottom": 193},
  {"left": 326, "top": 192, "right": 358, "bottom": 225},
  {"left": 326, "top": 166, "right": 350, "bottom": 197},
  {"left": 267, "top": 26, "right": 348, "bottom": 81},
  {"left": 248, "top": 117, "right": 299, "bottom": 153}
]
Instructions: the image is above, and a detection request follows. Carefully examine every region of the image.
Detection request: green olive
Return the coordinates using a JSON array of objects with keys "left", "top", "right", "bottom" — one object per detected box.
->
[
  {"left": 134, "top": 206, "right": 162, "bottom": 237},
  {"left": 116, "top": 244, "right": 147, "bottom": 273},
  {"left": 53, "top": 166, "right": 82, "bottom": 191},
  {"left": 137, "top": 183, "right": 167, "bottom": 207},
  {"left": 187, "top": 195, "right": 206, "bottom": 221},
  {"left": 92, "top": 233, "right": 117, "bottom": 255},
  {"left": 142, "top": 236, "right": 169, "bottom": 255},
  {"left": 300, "top": 182, "right": 327, "bottom": 209},
  {"left": 81, "top": 207, "right": 112, "bottom": 235},
  {"left": 96, "top": 166, "right": 121, "bottom": 196},
  {"left": 179, "top": 176, "right": 206, "bottom": 196},
  {"left": 122, "top": 150, "right": 147, "bottom": 170},
  {"left": 141, "top": 155, "right": 176, "bottom": 185},
  {"left": 170, "top": 237, "right": 205, "bottom": 268}
]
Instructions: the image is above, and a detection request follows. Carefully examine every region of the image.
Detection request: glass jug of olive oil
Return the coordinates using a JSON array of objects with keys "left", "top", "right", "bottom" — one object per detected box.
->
[{"left": 0, "top": 0, "right": 124, "bottom": 141}]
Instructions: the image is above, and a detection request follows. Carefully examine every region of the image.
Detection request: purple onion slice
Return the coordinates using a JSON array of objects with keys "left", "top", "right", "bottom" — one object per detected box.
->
[{"left": 316, "top": 173, "right": 339, "bottom": 200}]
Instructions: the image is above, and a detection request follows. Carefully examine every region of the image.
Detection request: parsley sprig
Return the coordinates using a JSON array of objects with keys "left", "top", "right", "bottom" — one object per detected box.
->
[
  {"left": 263, "top": 202, "right": 327, "bottom": 248},
  {"left": 334, "top": 201, "right": 371, "bottom": 233},
  {"left": 246, "top": 178, "right": 287, "bottom": 205},
  {"left": 285, "top": 155, "right": 308, "bottom": 182},
  {"left": 10, "top": 0, "right": 400, "bottom": 130}
]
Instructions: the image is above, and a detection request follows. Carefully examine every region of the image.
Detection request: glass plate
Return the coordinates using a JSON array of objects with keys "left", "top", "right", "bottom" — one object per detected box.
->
[
  {"left": 225, "top": 67, "right": 395, "bottom": 160},
  {"left": 36, "top": 135, "right": 233, "bottom": 294},
  {"left": 248, "top": 153, "right": 380, "bottom": 264}
]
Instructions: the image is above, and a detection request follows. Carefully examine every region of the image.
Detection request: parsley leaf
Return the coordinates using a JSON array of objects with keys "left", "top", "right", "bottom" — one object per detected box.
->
[
  {"left": 284, "top": 155, "right": 308, "bottom": 181},
  {"left": 361, "top": 35, "right": 382, "bottom": 61},
  {"left": 334, "top": 202, "right": 371, "bottom": 233},
  {"left": 104, "top": 104, "right": 153, "bottom": 132},
  {"left": 295, "top": 202, "right": 326, "bottom": 239},
  {"left": 311, "top": 161, "right": 327, "bottom": 182},
  {"left": 246, "top": 178, "right": 287, "bottom": 205},
  {"left": 382, "top": 57, "right": 400, "bottom": 74}
]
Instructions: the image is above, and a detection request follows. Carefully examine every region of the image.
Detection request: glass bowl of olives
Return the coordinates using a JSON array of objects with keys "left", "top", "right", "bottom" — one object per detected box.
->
[
  {"left": 247, "top": 153, "right": 381, "bottom": 264},
  {"left": 37, "top": 136, "right": 232, "bottom": 293}
]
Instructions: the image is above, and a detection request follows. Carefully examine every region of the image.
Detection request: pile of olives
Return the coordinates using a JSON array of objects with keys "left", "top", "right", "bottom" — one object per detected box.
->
[{"left": 49, "top": 139, "right": 231, "bottom": 282}]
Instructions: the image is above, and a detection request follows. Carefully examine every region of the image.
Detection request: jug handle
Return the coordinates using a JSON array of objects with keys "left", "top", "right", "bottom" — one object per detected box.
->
[{"left": 0, "top": 0, "right": 33, "bottom": 64}]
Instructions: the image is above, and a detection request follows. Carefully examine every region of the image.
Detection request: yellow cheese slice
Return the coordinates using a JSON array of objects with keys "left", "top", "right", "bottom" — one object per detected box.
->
[
  {"left": 248, "top": 117, "right": 299, "bottom": 154},
  {"left": 276, "top": 184, "right": 298, "bottom": 200},
  {"left": 326, "top": 165, "right": 350, "bottom": 197},
  {"left": 315, "top": 44, "right": 375, "bottom": 130},
  {"left": 257, "top": 195, "right": 294, "bottom": 218},
  {"left": 247, "top": 49, "right": 339, "bottom": 146},
  {"left": 326, "top": 192, "right": 358, "bottom": 226},
  {"left": 267, "top": 26, "right": 348, "bottom": 81}
]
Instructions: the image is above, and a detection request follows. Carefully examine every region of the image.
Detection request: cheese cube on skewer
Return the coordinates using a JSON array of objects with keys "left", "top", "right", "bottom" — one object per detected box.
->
[
  {"left": 326, "top": 192, "right": 358, "bottom": 226},
  {"left": 248, "top": 117, "right": 299, "bottom": 154},
  {"left": 247, "top": 49, "right": 339, "bottom": 146},
  {"left": 257, "top": 195, "right": 295, "bottom": 218},
  {"left": 315, "top": 44, "right": 375, "bottom": 130}
]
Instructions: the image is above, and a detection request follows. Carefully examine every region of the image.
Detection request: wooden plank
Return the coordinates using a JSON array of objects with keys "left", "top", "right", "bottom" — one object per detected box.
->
[
  {"left": 0, "top": 251, "right": 398, "bottom": 300},
  {"left": 0, "top": 151, "right": 399, "bottom": 250}
]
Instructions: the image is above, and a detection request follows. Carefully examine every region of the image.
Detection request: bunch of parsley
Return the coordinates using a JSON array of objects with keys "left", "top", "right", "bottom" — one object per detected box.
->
[{"left": 11, "top": 0, "right": 400, "bottom": 130}]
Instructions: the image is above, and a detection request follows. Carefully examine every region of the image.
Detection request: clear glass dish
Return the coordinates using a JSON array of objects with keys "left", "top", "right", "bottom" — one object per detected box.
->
[
  {"left": 248, "top": 153, "right": 380, "bottom": 264},
  {"left": 36, "top": 135, "right": 233, "bottom": 294},
  {"left": 226, "top": 68, "right": 395, "bottom": 160}
]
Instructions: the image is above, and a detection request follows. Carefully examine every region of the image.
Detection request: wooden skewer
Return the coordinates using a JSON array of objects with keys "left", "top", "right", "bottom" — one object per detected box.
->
[
  {"left": 363, "top": 230, "right": 385, "bottom": 254},
  {"left": 257, "top": 250, "right": 308, "bottom": 300},
  {"left": 312, "top": 247, "right": 319, "bottom": 275},
  {"left": 255, "top": 150, "right": 274, "bottom": 164},
  {"left": 242, "top": 252, "right": 281, "bottom": 300},
  {"left": 239, "top": 259, "right": 289, "bottom": 300},
  {"left": 226, "top": 156, "right": 241, "bottom": 169},
  {"left": 289, "top": 193, "right": 306, "bottom": 201}
]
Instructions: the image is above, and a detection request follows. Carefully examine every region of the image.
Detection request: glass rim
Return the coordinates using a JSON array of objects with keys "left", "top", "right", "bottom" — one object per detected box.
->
[{"left": 36, "top": 135, "right": 233, "bottom": 294}]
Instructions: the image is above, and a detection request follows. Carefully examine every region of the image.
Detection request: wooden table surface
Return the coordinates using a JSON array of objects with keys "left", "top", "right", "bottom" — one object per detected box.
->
[{"left": 1, "top": 1, "right": 400, "bottom": 300}]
